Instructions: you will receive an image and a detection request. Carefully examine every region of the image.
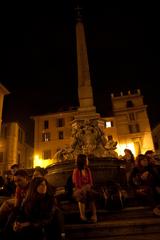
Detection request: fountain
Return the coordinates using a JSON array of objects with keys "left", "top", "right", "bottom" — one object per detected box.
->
[{"left": 45, "top": 5, "right": 126, "bottom": 189}]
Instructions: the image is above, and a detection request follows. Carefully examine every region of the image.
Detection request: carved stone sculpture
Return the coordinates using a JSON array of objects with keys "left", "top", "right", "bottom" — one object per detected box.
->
[{"left": 53, "top": 119, "right": 118, "bottom": 161}]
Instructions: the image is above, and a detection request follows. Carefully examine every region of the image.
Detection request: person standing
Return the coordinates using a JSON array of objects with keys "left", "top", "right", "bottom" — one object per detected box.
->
[{"left": 122, "top": 149, "right": 135, "bottom": 187}]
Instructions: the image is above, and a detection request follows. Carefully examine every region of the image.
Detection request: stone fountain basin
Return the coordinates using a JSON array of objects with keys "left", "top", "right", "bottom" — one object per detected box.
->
[{"left": 45, "top": 157, "right": 126, "bottom": 188}]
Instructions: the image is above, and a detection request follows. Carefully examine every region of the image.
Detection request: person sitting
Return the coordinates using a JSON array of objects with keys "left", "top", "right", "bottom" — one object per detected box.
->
[
  {"left": 65, "top": 174, "right": 75, "bottom": 202},
  {"left": 145, "top": 150, "right": 158, "bottom": 166},
  {"left": 2, "top": 174, "right": 16, "bottom": 197},
  {"left": 0, "top": 170, "right": 30, "bottom": 230},
  {"left": 129, "top": 154, "right": 160, "bottom": 206},
  {"left": 10, "top": 164, "right": 19, "bottom": 175},
  {"left": 0, "top": 175, "right": 4, "bottom": 188},
  {"left": 72, "top": 154, "right": 97, "bottom": 223},
  {"left": 3, "top": 177, "right": 65, "bottom": 240},
  {"left": 121, "top": 148, "right": 135, "bottom": 187},
  {"left": 13, "top": 170, "right": 30, "bottom": 208},
  {"left": 2, "top": 164, "right": 19, "bottom": 197},
  {"left": 32, "top": 166, "right": 48, "bottom": 179},
  {"left": 0, "top": 175, "right": 5, "bottom": 197}
]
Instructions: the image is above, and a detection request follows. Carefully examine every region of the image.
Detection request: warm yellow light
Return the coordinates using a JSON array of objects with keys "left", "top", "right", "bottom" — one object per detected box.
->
[
  {"left": 33, "top": 155, "right": 53, "bottom": 168},
  {"left": 106, "top": 121, "right": 111, "bottom": 128},
  {"left": 116, "top": 143, "right": 136, "bottom": 157}
]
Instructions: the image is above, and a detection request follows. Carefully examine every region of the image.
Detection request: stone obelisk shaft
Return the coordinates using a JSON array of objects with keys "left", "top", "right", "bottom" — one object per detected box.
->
[{"left": 76, "top": 15, "right": 98, "bottom": 118}]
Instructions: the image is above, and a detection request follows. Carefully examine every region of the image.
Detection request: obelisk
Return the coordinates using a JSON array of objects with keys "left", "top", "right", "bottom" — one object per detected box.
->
[
  {"left": 70, "top": 4, "right": 110, "bottom": 157},
  {"left": 75, "top": 6, "right": 100, "bottom": 120}
]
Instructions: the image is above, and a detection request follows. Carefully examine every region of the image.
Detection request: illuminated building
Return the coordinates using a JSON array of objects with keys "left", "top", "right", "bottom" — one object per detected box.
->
[
  {"left": 152, "top": 124, "right": 160, "bottom": 154},
  {"left": 32, "top": 89, "right": 154, "bottom": 168},
  {"left": 0, "top": 122, "right": 33, "bottom": 173},
  {"left": 0, "top": 83, "right": 33, "bottom": 173},
  {"left": 107, "top": 90, "right": 154, "bottom": 157}
]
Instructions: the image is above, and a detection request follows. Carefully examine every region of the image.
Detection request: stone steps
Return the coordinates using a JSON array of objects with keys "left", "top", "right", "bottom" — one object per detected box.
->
[{"left": 64, "top": 207, "right": 160, "bottom": 240}]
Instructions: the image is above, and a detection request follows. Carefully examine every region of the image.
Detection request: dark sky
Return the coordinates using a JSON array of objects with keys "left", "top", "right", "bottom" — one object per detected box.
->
[{"left": 1, "top": 1, "right": 160, "bottom": 142}]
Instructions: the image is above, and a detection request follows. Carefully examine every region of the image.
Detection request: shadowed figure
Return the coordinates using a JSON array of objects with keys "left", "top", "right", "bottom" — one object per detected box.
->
[{"left": 3, "top": 177, "right": 65, "bottom": 240}]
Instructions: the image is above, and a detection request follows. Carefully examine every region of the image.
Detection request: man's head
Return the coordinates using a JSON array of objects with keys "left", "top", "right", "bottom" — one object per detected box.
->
[
  {"left": 32, "top": 166, "right": 48, "bottom": 179},
  {"left": 14, "top": 169, "right": 29, "bottom": 189},
  {"left": 145, "top": 150, "right": 154, "bottom": 157},
  {"left": 11, "top": 164, "right": 19, "bottom": 175}
]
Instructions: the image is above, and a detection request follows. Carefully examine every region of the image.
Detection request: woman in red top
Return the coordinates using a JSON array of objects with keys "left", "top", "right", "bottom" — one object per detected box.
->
[{"left": 72, "top": 154, "right": 97, "bottom": 223}]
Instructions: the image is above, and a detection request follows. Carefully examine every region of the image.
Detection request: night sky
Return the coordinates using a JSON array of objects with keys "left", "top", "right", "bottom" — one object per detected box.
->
[{"left": 0, "top": 1, "right": 160, "bottom": 144}]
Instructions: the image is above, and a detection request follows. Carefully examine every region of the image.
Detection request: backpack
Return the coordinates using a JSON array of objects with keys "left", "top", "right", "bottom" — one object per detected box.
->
[
  {"left": 65, "top": 175, "right": 75, "bottom": 200},
  {"left": 101, "top": 181, "right": 124, "bottom": 210}
]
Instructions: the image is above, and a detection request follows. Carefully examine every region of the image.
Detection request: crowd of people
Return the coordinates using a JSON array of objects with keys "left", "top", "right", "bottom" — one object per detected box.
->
[
  {"left": 0, "top": 166, "right": 65, "bottom": 240},
  {"left": 1, "top": 150, "right": 160, "bottom": 239},
  {"left": 120, "top": 149, "right": 160, "bottom": 208}
]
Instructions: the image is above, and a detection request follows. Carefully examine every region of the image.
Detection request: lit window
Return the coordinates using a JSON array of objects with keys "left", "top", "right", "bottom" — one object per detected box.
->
[
  {"left": 42, "top": 132, "right": 51, "bottom": 142},
  {"left": 105, "top": 121, "right": 113, "bottom": 128}
]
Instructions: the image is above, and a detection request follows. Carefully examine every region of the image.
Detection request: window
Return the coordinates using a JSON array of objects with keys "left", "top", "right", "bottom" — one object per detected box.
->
[
  {"left": 128, "top": 124, "right": 140, "bottom": 133},
  {"left": 70, "top": 116, "right": 74, "bottom": 121},
  {"left": 17, "top": 153, "right": 21, "bottom": 166},
  {"left": 154, "top": 137, "right": 159, "bottom": 150},
  {"left": 0, "top": 152, "right": 3, "bottom": 162},
  {"left": 105, "top": 121, "right": 113, "bottom": 128},
  {"left": 44, "top": 120, "right": 49, "bottom": 129},
  {"left": 42, "top": 132, "right": 51, "bottom": 142},
  {"left": 129, "top": 113, "right": 135, "bottom": 121},
  {"left": 43, "top": 150, "right": 51, "bottom": 159},
  {"left": 1, "top": 126, "right": 7, "bottom": 138},
  {"left": 126, "top": 100, "right": 134, "bottom": 108},
  {"left": 56, "top": 118, "right": 65, "bottom": 127},
  {"left": 155, "top": 141, "right": 159, "bottom": 150},
  {"left": 18, "top": 128, "right": 23, "bottom": 143},
  {"left": 58, "top": 131, "right": 64, "bottom": 139}
]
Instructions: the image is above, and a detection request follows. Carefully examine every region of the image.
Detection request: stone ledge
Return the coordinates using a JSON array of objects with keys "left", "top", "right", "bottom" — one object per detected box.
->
[{"left": 64, "top": 207, "right": 160, "bottom": 239}]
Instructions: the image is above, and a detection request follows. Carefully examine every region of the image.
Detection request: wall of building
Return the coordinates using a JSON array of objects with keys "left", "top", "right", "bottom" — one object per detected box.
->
[
  {"left": 32, "top": 90, "right": 155, "bottom": 167},
  {"left": 111, "top": 90, "right": 154, "bottom": 156},
  {"left": 152, "top": 124, "right": 160, "bottom": 154},
  {"left": 32, "top": 111, "right": 77, "bottom": 167},
  {"left": 0, "top": 122, "right": 33, "bottom": 172}
]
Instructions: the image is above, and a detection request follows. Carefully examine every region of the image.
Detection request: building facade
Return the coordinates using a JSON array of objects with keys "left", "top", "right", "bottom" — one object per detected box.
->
[
  {"left": 152, "top": 124, "right": 160, "bottom": 154},
  {"left": 32, "top": 110, "right": 77, "bottom": 167},
  {"left": 32, "top": 89, "right": 154, "bottom": 168},
  {"left": 110, "top": 90, "right": 154, "bottom": 156},
  {"left": 0, "top": 122, "right": 33, "bottom": 173}
]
